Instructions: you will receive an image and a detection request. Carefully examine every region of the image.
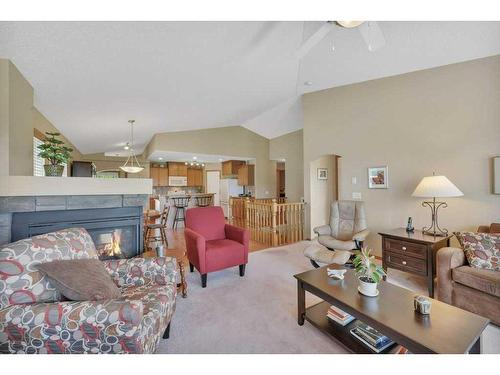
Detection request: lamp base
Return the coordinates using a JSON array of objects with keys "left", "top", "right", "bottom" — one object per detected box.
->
[
  {"left": 422, "top": 198, "right": 449, "bottom": 237},
  {"left": 422, "top": 229, "right": 448, "bottom": 237}
]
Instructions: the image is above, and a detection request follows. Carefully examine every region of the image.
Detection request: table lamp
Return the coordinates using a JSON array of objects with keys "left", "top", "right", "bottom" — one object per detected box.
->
[{"left": 412, "top": 174, "right": 463, "bottom": 236}]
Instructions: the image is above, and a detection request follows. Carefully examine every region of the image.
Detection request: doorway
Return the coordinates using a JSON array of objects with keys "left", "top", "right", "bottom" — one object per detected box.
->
[
  {"left": 276, "top": 162, "right": 286, "bottom": 198},
  {"left": 308, "top": 154, "right": 340, "bottom": 238},
  {"left": 206, "top": 170, "right": 221, "bottom": 206}
]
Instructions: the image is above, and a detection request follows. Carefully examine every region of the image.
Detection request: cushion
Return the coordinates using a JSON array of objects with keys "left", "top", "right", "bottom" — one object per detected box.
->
[
  {"left": 205, "top": 239, "right": 246, "bottom": 271},
  {"left": 317, "top": 236, "right": 356, "bottom": 251},
  {"left": 0, "top": 228, "right": 98, "bottom": 309},
  {"left": 452, "top": 265, "right": 500, "bottom": 298},
  {"left": 454, "top": 232, "right": 500, "bottom": 271},
  {"left": 304, "top": 242, "right": 351, "bottom": 265},
  {"left": 185, "top": 206, "right": 226, "bottom": 241},
  {"left": 37, "top": 259, "right": 121, "bottom": 301}
]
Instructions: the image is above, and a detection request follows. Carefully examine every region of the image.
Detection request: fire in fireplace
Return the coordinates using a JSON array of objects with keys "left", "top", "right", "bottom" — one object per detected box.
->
[{"left": 95, "top": 230, "right": 123, "bottom": 259}]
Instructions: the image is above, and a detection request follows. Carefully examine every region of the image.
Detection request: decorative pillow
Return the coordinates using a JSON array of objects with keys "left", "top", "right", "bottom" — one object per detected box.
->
[
  {"left": 37, "top": 259, "right": 121, "bottom": 301},
  {"left": 454, "top": 232, "right": 500, "bottom": 271},
  {"left": 0, "top": 228, "right": 98, "bottom": 309}
]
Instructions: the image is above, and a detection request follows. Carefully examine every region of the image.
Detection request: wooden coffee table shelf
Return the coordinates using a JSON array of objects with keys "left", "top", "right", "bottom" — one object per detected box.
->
[
  {"left": 295, "top": 265, "right": 489, "bottom": 354},
  {"left": 305, "top": 301, "right": 395, "bottom": 353}
]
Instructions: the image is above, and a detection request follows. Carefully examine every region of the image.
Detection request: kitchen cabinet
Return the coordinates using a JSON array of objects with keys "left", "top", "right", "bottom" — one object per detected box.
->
[
  {"left": 150, "top": 164, "right": 169, "bottom": 186},
  {"left": 222, "top": 160, "right": 245, "bottom": 178},
  {"left": 187, "top": 168, "right": 203, "bottom": 186},
  {"left": 168, "top": 162, "right": 188, "bottom": 177},
  {"left": 238, "top": 164, "right": 254, "bottom": 186}
]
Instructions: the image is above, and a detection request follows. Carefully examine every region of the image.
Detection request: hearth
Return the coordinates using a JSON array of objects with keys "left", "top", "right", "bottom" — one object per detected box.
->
[{"left": 11, "top": 206, "right": 143, "bottom": 259}]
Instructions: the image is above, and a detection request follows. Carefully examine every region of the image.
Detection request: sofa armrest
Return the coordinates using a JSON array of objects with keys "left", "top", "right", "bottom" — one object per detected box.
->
[
  {"left": 0, "top": 299, "right": 144, "bottom": 354},
  {"left": 184, "top": 228, "right": 206, "bottom": 273},
  {"left": 314, "top": 225, "right": 331, "bottom": 236},
  {"left": 103, "top": 257, "right": 178, "bottom": 287},
  {"left": 225, "top": 224, "right": 249, "bottom": 247},
  {"left": 436, "top": 247, "right": 466, "bottom": 304},
  {"left": 352, "top": 229, "right": 370, "bottom": 242}
]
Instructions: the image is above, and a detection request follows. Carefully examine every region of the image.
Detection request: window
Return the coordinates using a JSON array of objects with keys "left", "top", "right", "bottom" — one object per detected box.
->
[
  {"left": 33, "top": 136, "right": 44, "bottom": 176},
  {"left": 33, "top": 134, "right": 68, "bottom": 177}
]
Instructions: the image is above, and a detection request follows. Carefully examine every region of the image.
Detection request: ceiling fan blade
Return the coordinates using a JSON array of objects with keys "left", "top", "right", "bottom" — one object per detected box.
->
[
  {"left": 358, "top": 21, "right": 386, "bottom": 52},
  {"left": 295, "top": 22, "right": 334, "bottom": 59}
]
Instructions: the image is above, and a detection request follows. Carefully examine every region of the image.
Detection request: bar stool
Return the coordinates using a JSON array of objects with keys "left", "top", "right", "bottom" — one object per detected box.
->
[
  {"left": 144, "top": 206, "right": 169, "bottom": 251},
  {"left": 194, "top": 195, "right": 212, "bottom": 207},
  {"left": 172, "top": 197, "right": 190, "bottom": 229}
]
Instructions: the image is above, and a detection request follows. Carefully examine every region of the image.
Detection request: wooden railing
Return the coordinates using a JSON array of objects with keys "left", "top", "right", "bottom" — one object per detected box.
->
[{"left": 229, "top": 197, "right": 305, "bottom": 246}]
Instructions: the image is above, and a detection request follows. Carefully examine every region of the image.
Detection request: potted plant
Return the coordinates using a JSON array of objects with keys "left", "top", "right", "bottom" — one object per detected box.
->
[
  {"left": 353, "top": 247, "right": 386, "bottom": 297},
  {"left": 37, "top": 132, "right": 73, "bottom": 177}
]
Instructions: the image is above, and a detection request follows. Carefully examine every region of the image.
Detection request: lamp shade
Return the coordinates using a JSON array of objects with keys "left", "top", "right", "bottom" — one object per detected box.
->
[{"left": 412, "top": 175, "right": 463, "bottom": 198}]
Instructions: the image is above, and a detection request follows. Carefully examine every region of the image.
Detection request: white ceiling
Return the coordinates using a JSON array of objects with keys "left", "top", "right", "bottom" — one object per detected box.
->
[{"left": 1, "top": 21, "right": 500, "bottom": 155}]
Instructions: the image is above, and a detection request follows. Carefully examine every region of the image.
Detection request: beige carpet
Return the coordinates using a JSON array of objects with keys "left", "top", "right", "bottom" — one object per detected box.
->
[{"left": 156, "top": 241, "right": 500, "bottom": 354}]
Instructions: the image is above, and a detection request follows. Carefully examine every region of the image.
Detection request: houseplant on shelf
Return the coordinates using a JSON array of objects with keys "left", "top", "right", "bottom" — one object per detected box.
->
[
  {"left": 353, "top": 247, "right": 386, "bottom": 297},
  {"left": 37, "top": 132, "right": 73, "bottom": 177}
]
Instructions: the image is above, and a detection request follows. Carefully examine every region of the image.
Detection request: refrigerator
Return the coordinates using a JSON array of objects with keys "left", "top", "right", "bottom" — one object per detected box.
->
[{"left": 220, "top": 179, "right": 243, "bottom": 218}]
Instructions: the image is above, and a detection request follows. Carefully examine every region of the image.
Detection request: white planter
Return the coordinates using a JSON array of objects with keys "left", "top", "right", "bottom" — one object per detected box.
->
[{"left": 358, "top": 276, "right": 379, "bottom": 297}]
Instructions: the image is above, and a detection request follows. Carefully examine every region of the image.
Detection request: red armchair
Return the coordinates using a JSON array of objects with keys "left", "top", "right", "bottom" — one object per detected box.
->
[{"left": 184, "top": 206, "right": 249, "bottom": 287}]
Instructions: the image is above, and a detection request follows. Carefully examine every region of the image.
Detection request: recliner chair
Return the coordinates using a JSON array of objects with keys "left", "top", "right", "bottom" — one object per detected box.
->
[{"left": 308, "top": 200, "right": 369, "bottom": 268}]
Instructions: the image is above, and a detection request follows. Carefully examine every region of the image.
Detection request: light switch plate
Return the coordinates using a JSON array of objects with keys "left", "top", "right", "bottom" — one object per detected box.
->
[
  {"left": 352, "top": 177, "right": 357, "bottom": 185},
  {"left": 352, "top": 192, "right": 362, "bottom": 200}
]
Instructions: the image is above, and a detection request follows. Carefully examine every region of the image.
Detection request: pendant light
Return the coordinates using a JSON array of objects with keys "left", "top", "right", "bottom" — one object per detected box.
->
[{"left": 120, "top": 120, "right": 144, "bottom": 174}]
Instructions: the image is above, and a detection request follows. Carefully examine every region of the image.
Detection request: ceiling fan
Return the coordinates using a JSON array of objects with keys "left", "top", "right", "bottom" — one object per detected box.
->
[{"left": 296, "top": 21, "right": 386, "bottom": 59}]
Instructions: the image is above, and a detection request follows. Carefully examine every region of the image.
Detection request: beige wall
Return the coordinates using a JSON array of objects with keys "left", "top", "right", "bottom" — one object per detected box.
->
[
  {"left": 0, "top": 59, "right": 83, "bottom": 176},
  {"left": 0, "top": 60, "right": 9, "bottom": 176},
  {"left": 303, "top": 55, "right": 500, "bottom": 255},
  {"left": 308, "top": 155, "right": 337, "bottom": 238},
  {"left": 269, "top": 129, "right": 304, "bottom": 202},
  {"left": 8, "top": 61, "right": 34, "bottom": 176},
  {"left": 145, "top": 126, "right": 275, "bottom": 198}
]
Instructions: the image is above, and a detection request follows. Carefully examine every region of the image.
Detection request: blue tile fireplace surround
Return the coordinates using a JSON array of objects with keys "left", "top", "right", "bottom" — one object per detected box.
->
[{"left": 0, "top": 194, "right": 148, "bottom": 258}]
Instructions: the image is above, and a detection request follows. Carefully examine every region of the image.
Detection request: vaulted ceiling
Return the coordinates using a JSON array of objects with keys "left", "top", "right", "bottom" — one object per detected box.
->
[{"left": 1, "top": 21, "right": 500, "bottom": 154}]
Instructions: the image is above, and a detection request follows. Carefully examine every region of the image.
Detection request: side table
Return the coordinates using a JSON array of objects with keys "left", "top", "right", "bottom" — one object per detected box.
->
[
  {"left": 142, "top": 248, "right": 187, "bottom": 298},
  {"left": 379, "top": 228, "right": 452, "bottom": 298}
]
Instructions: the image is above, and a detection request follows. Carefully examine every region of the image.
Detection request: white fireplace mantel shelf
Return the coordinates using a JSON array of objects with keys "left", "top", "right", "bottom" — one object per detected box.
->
[{"left": 0, "top": 176, "right": 153, "bottom": 197}]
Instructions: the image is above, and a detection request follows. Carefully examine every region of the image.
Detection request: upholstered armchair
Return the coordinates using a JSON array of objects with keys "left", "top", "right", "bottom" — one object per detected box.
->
[
  {"left": 0, "top": 228, "right": 177, "bottom": 354},
  {"left": 184, "top": 206, "right": 249, "bottom": 287},
  {"left": 308, "top": 201, "right": 369, "bottom": 267}
]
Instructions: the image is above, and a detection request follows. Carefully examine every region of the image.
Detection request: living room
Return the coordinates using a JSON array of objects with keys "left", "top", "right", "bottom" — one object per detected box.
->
[{"left": 1, "top": 1, "right": 499, "bottom": 373}]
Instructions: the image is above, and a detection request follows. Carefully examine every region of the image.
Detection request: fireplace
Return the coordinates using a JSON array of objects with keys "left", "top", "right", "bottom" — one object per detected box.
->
[{"left": 11, "top": 206, "right": 143, "bottom": 259}]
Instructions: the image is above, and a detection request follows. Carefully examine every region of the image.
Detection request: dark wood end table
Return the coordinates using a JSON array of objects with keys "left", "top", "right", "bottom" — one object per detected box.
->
[
  {"left": 379, "top": 228, "right": 452, "bottom": 298},
  {"left": 294, "top": 265, "right": 489, "bottom": 354}
]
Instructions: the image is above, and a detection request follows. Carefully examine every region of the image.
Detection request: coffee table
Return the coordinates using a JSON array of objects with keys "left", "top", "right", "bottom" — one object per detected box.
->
[{"left": 294, "top": 265, "right": 489, "bottom": 354}]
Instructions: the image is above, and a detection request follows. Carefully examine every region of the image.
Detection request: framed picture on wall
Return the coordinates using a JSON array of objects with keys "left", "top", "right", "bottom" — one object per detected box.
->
[
  {"left": 368, "top": 166, "right": 388, "bottom": 189},
  {"left": 317, "top": 168, "right": 328, "bottom": 180}
]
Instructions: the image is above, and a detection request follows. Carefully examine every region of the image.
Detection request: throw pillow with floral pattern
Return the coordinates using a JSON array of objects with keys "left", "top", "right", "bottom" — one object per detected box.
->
[{"left": 454, "top": 232, "right": 500, "bottom": 271}]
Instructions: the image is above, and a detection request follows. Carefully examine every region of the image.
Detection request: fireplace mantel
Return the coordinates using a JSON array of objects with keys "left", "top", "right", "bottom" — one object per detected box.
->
[{"left": 0, "top": 176, "right": 152, "bottom": 196}]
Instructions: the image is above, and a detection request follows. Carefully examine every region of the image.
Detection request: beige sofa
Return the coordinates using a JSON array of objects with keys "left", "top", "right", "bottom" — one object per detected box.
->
[{"left": 437, "top": 224, "right": 499, "bottom": 325}]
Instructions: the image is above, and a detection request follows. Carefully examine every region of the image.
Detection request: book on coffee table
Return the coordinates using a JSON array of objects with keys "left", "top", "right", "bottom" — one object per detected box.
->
[
  {"left": 350, "top": 322, "right": 395, "bottom": 353},
  {"left": 326, "top": 305, "right": 355, "bottom": 326}
]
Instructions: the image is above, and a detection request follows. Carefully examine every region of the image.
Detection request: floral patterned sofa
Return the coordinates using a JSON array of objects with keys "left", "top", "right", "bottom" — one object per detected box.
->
[{"left": 0, "top": 227, "right": 177, "bottom": 354}]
